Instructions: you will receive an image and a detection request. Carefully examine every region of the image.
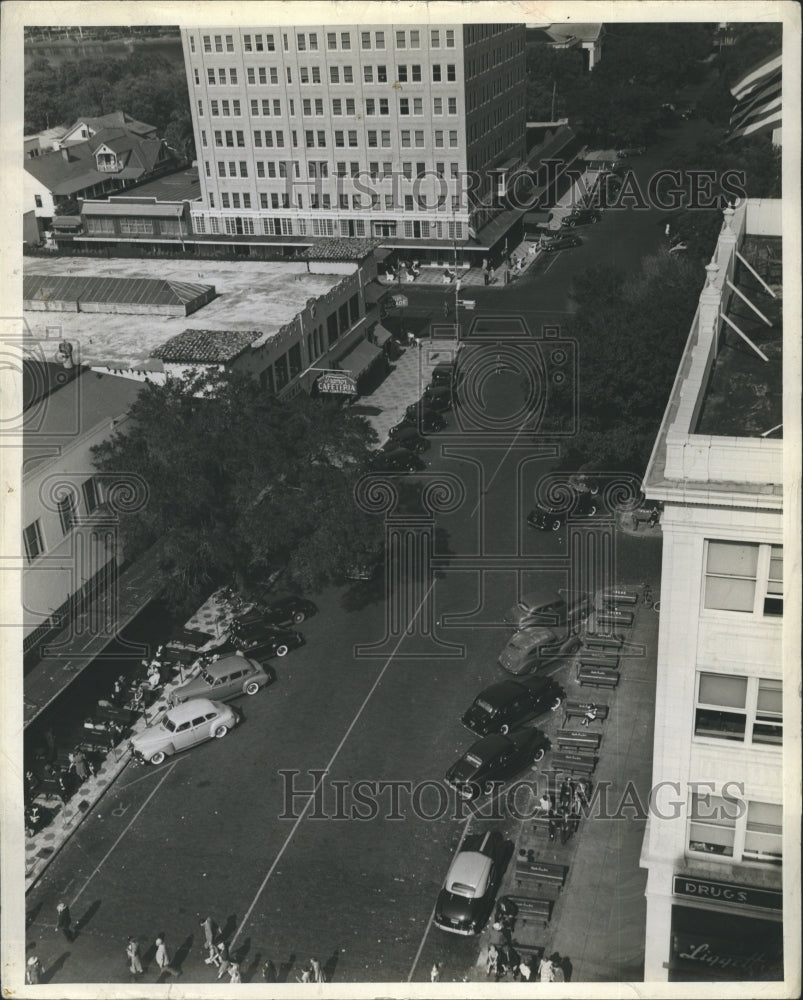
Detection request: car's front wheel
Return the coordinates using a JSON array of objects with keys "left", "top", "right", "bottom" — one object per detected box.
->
[
  {"left": 275, "top": 644, "right": 289, "bottom": 657},
  {"left": 293, "top": 611, "right": 306, "bottom": 623},
  {"left": 533, "top": 747, "right": 545, "bottom": 763},
  {"left": 591, "top": 216, "right": 599, "bottom": 223},
  {"left": 551, "top": 696, "right": 563, "bottom": 712},
  {"left": 149, "top": 750, "right": 166, "bottom": 765},
  {"left": 244, "top": 680, "right": 260, "bottom": 696},
  {"left": 500, "top": 723, "right": 510, "bottom": 735},
  {"left": 552, "top": 519, "right": 562, "bottom": 531},
  {"left": 213, "top": 724, "right": 229, "bottom": 739}
]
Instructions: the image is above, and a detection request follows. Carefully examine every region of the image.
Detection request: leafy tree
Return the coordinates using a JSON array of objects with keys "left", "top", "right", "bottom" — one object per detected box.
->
[{"left": 91, "top": 372, "right": 383, "bottom": 614}]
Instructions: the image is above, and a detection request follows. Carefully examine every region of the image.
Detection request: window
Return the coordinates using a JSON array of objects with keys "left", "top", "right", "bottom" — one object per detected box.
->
[
  {"left": 379, "top": 98, "right": 389, "bottom": 115},
  {"left": 335, "top": 131, "right": 344, "bottom": 147},
  {"left": 230, "top": 68, "right": 237, "bottom": 85},
  {"left": 23, "top": 519, "right": 44, "bottom": 563},
  {"left": 297, "top": 32, "right": 306, "bottom": 50},
  {"left": 399, "top": 98, "right": 409, "bottom": 116},
  {"left": 413, "top": 98, "right": 422, "bottom": 115},
  {"left": 694, "top": 673, "right": 782, "bottom": 746},
  {"left": 434, "top": 97, "right": 443, "bottom": 115},
  {"left": 368, "top": 130, "right": 378, "bottom": 147},
  {"left": 375, "top": 31, "right": 385, "bottom": 49},
  {"left": 431, "top": 29, "right": 440, "bottom": 47},
  {"left": 244, "top": 34, "right": 252, "bottom": 52},
  {"left": 689, "top": 792, "right": 782, "bottom": 866},
  {"left": 327, "top": 32, "right": 337, "bottom": 50},
  {"left": 381, "top": 131, "right": 391, "bottom": 148},
  {"left": 446, "top": 29, "right": 455, "bottom": 47},
  {"left": 34, "top": 194, "right": 43, "bottom": 208},
  {"left": 433, "top": 64, "right": 441, "bottom": 82},
  {"left": 348, "top": 130, "right": 357, "bottom": 147},
  {"left": 221, "top": 193, "right": 230, "bottom": 208},
  {"left": 364, "top": 66, "right": 373, "bottom": 83},
  {"left": 194, "top": 68, "right": 200, "bottom": 85},
  {"left": 330, "top": 66, "right": 339, "bottom": 84},
  {"left": 366, "top": 98, "right": 375, "bottom": 115},
  {"left": 412, "top": 64, "right": 421, "bottom": 82},
  {"left": 270, "top": 67, "right": 278, "bottom": 84},
  {"left": 704, "top": 542, "right": 783, "bottom": 616},
  {"left": 304, "top": 99, "right": 313, "bottom": 116},
  {"left": 266, "top": 34, "right": 275, "bottom": 51},
  {"left": 410, "top": 30, "right": 420, "bottom": 48},
  {"left": 448, "top": 96, "right": 457, "bottom": 114},
  {"left": 300, "top": 67, "right": 309, "bottom": 84},
  {"left": 362, "top": 31, "right": 371, "bottom": 49},
  {"left": 190, "top": 35, "right": 196, "bottom": 53},
  {"left": 247, "top": 67, "right": 255, "bottom": 85},
  {"left": 449, "top": 130, "right": 458, "bottom": 147},
  {"left": 447, "top": 64, "right": 456, "bottom": 81},
  {"left": 416, "top": 160, "right": 425, "bottom": 177},
  {"left": 377, "top": 64, "right": 387, "bottom": 83},
  {"left": 198, "top": 100, "right": 204, "bottom": 116},
  {"left": 343, "top": 66, "right": 353, "bottom": 84},
  {"left": 345, "top": 98, "right": 355, "bottom": 115},
  {"left": 225, "top": 35, "right": 234, "bottom": 52},
  {"left": 435, "top": 129, "right": 444, "bottom": 147},
  {"left": 401, "top": 133, "right": 411, "bottom": 149},
  {"left": 239, "top": 161, "right": 247, "bottom": 177},
  {"left": 214, "top": 34, "right": 223, "bottom": 52},
  {"left": 398, "top": 65, "right": 408, "bottom": 83},
  {"left": 341, "top": 32, "right": 351, "bottom": 50},
  {"left": 203, "top": 34, "right": 211, "bottom": 52},
  {"left": 396, "top": 30, "right": 406, "bottom": 49}
]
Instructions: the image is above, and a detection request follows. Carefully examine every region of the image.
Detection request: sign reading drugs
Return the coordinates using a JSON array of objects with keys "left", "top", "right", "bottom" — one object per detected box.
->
[{"left": 317, "top": 371, "right": 357, "bottom": 395}]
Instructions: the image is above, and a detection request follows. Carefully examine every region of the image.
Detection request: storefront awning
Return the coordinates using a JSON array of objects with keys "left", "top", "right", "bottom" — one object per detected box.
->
[
  {"left": 373, "top": 324, "right": 393, "bottom": 347},
  {"left": 364, "top": 281, "right": 390, "bottom": 306},
  {"left": 337, "top": 339, "right": 383, "bottom": 379}
]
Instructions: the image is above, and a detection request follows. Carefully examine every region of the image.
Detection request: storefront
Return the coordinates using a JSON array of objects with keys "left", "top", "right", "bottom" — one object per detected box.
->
[{"left": 668, "top": 875, "right": 783, "bottom": 981}]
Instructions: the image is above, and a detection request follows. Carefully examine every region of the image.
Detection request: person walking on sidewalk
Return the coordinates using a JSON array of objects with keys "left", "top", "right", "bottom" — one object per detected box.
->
[
  {"left": 430, "top": 961, "right": 442, "bottom": 982},
  {"left": 55, "top": 902, "right": 74, "bottom": 941},
  {"left": 537, "top": 953, "right": 554, "bottom": 982},
  {"left": 518, "top": 955, "right": 532, "bottom": 982},
  {"left": 126, "top": 936, "right": 143, "bottom": 975},
  {"left": 228, "top": 961, "right": 242, "bottom": 983},
  {"left": 310, "top": 957, "right": 325, "bottom": 983},
  {"left": 154, "top": 936, "right": 180, "bottom": 977},
  {"left": 215, "top": 941, "right": 231, "bottom": 980},
  {"left": 200, "top": 915, "right": 217, "bottom": 956},
  {"left": 26, "top": 954, "right": 44, "bottom": 984}
]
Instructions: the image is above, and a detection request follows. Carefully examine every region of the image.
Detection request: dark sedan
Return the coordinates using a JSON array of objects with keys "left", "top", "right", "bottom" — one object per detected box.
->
[
  {"left": 461, "top": 675, "right": 565, "bottom": 736},
  {"left": 542, "top": 235, "right": 582, "bottom": 253},
  {"left": 230, "top": 595, "right": 317, "bottom": 632},
  {"left": 445, "top": 729, "right": 551, "bottom": 799},
  {"left": 398, "top": 405, "right": 447, "bottom": 433},
  {"left": 416, "top": 387, "right": 452, "bottom": 412},
  {"left": 385, "top": 426, "right": 429, "bottom": 453},
  {"left": 527, "top": 488, "right": 598, "bottom": 531},
  {"left": 217, "top": 623, "right": 305, "bottom": 661},
  {"left": 434, "top": 830, "right": 503, "bottom": 935},
  {"left": 430, "top": 362, "right": 459, "bottom": 387},
  {"left": 562, "top": 208, "right": 601, "bottom": 227}
]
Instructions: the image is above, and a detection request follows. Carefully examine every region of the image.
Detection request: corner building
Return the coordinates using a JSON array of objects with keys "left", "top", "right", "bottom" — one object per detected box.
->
[
  {"left": 181, "top": 24, "right": 526, "bottom": 255},
  {"left": 640, "top": 201, "right": 788, "bottom": 983}
]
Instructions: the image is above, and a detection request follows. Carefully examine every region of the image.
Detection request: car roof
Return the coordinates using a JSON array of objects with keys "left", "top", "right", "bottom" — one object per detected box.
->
[
  {"left": 477, "top": 679, "right": 529, "bottom": 706},
  {"left": 446, "top": 851, "right": 493, "bottom": 896},
  {"left": 520, "top": 674, "right": 554, "bottom": 694},
  {"left": 506, "top": 630, "right": 548, "bottom": 652},
  {"left": 204, "top": 654, "right": 256, "bottom": 676},
  {"left": 469, "top": 733, "right": 511, "bottom": 757},
  {"left": 166, "top": 697, "right": 219, "bottom": 721}
]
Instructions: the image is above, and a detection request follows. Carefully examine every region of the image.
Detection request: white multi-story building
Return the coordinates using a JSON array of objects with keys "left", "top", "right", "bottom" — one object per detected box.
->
[
  {"left": 639, "top": 200, "right": 796, "bottom": 984},
  {"left": 180, "top": 23, "right": 526, "bottom": 256}
]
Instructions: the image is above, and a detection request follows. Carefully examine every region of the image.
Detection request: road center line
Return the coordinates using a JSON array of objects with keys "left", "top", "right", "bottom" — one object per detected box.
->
[
  {"left": 70, "top": 760, "right": 178, "bottom": 907},
  {"left": 229, "top": 575, "right": 440, "bottom": 949},
  {"left": 406, "top": 815, "right": 472, "bottom": 982}
]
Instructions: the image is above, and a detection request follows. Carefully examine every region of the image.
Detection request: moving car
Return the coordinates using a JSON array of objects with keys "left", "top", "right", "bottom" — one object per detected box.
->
[
  {"left": 503, "top": 591, "right": 592, "bottom": 630},
  {"left": 129, "top": 697, "right": 238, "bottom": 765},
  {"left": 168, "top": 653, "right": 274, "bottom": 706},
  {"left": 527, "top": 487, "right": 598, "bottom": 531},
  {"left": 541, "top": 235, "right": 582, "bottom": 253},
  {"left": 230, "top": 595, "right": 317, "bottom": 632},
  {"left": 371, "top": 447, "right": 425, "bottom": 473},
  {"left": 562, "top": 208, "right": 602, "bottom": 227},
  {"left": 498, "top": 625, "right": 581, "bottom": 676},
  {"left": 397, "top": 405, "right": 447, "bottom": 433},
  {"left": 385, "top": 426, "right": 429, "bottom": 453},
  {"left": 445, "top": 729, "right": 551, "bottom": 799},
  {"left": 461, "top": 675, "right": 565, "bottom": 736},
  {"left": 433, "top": 830, "right": 503, "bottom": 935}
]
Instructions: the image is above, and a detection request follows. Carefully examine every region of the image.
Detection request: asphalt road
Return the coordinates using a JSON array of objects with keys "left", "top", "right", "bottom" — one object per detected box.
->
[{"left": 23, "top": 127, "right": 685, "bottom": 985}]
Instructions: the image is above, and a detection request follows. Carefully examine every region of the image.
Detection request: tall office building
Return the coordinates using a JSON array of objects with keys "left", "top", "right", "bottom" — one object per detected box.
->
[{"left": 180, "top": 23, "right": 526, "bottom": 257}]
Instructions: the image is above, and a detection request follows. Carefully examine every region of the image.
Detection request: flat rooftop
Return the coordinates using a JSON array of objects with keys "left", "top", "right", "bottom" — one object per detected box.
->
[
  {"left": 22, "top": 256, "right": 347, "bottom": 368},
  {"left": 107, "top": 167, "right": 201, "bottom": 204},
  {"left": 695, "top": 237, "right": 783, "bottom": 438}
]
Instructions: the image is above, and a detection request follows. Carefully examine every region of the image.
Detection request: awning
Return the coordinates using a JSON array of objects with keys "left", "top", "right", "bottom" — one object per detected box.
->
[
  {"left": 373, "top": 324, "right": 393, "bottom": 347},
  {"left": 364, "top": 281, "right": 390, "bottom": 305},
  {"left": 81, "top": 201, "right": 184, "bottom": 217},
  {"left": 337, "top": 339, "right": 383, "bottom": 379}
]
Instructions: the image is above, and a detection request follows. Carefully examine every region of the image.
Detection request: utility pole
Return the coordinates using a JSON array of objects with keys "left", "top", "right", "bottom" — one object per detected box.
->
[{"left": 551, "top": 81, "right": 557, "bottom": 122}]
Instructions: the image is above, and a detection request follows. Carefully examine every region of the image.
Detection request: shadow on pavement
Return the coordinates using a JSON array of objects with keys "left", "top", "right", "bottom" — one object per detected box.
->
[
  {"left": 41, "top": 951, "right": 70, "bottom": 982},
  {"left": 242, "top": 948, "right": 262, "bottom": 982},
  {"left": 323, "top": 948, "right": 340, "bottom": 982},
  {"left": 220, "top": 913, "right": 237, "bottom": 941},
  {"left": 233, "top": 936, "right": 251, "bottom": 964},
  {"left": 173, "top": 933, "right": 194, "bottom": 969},
  {"left": 75, "top": 898, "right": 101, "bottom": 934},
  {"left": 277, "top": 952, "right": 297, "bottom": 982}
]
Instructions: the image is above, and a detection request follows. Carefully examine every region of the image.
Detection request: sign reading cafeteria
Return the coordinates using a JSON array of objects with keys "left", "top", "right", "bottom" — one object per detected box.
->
[{"left": 317, "top": 371, "right": 357, "bottom": 395}]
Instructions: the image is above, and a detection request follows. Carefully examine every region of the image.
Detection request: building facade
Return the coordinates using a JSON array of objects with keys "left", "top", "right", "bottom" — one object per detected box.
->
[
  {"left": 639, "top": 201, "right": 789, "bottom": 982},
  {"left": 180, "top": 23, "right": 526, "bottom": 253}
]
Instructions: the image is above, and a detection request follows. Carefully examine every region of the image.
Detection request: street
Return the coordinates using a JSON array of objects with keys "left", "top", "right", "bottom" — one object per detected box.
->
[{"left": 23, "top": 134, "right": 674, "bottom": 984}]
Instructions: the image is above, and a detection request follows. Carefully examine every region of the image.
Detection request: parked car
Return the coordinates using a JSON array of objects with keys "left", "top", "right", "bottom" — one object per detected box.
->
[
  {"left": 169, "top": 653, "right": 274, "bottom": 706},
  {"left": 445, "top": 729, "right": 551, "bottom": 799},
  {"left": 430, "top": 362, "right": 459, "bottom": 387},
  {"left": 562, "top": 208, "right": 602, "bottom": 227},
  {"left": 527, "top": 486, "right": 598, "bottom": 531},
  {"left": 541, "top": 235, "right": 582, "bottom": 253},
  {"left": 616, "top": 146, "right": 646, "bottom": 157},
  {"left": 371, "top": 447, "right": 425, "bottom": 473},
  {"left": 498, "top": 626, "right": 582, "bottom": 676},
  {"left": 420, "top": 386, "right": 453, "bottom": 411},
  {"left": 433, "top": 830, "right": 503, "bottom": 935},
  {"left": 218, "top": 622, "right": 305, "bottom": 660},
  {"left": 461, "top": 675, "right": 565, "bottom": 736},
  {"left": 385, "top": 426, "right": 429, "bottom": 453},
  {"left": 129, "top": 697, "right": 239, "bottom": 765},
  {"left": 398, "top": 405, "right": 447, "bottom": 433},
  {"left": 230, "top": 595, "right": 317, "bottom": 632},
  {"left": 503, "top": 591, "right": 592, "bottom": 630}
]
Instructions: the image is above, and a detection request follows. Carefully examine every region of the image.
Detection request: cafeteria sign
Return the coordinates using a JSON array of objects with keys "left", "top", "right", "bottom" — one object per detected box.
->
[
  {"left": 317, "top": 370, "right": 357, "bottom": 395},
  {"left": 391, "top": 293, "right": 409, "bottom": 308}
]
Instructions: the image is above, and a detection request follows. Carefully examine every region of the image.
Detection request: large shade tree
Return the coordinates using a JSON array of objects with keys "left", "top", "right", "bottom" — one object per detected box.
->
[{"left": 92, "top": 372, "right": 383, "bottom": 613}]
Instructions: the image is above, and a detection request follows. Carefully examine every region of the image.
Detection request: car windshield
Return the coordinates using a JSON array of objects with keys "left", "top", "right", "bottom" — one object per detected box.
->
[
  {"left": 200, "top": 670, "right": 215, "bottom": 683},
  {"left": 464, "top": 753, "right": 483, "bottom": 766},
  {"left": 162, "top": 717, "right": 176, "bottom": 732},
  {"left": 451, "top": 882, "right": 476, "bottom": 898},
  {"left": 475, "top": 698, "right": 495, "bottom": 715}
]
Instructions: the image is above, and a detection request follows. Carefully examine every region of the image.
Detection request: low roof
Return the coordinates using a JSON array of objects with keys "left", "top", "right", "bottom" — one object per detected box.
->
[
  {"left": 153, "top": 328, "right": 260, "bottom": 364},
  {"left": 82, "top": 201, "right": 183, "bottom": 218},
  {"left": 446, "top": 852, "right": 493, "bottom": 896},
  {"left": 24, "top": 273, "right": 213, "bottom": 307},
  {"left": 108, "top": 167, "right": 201, "bottom": 204},
  {"left": 296, "top": 237, "right": 383, "bottom": 261}
]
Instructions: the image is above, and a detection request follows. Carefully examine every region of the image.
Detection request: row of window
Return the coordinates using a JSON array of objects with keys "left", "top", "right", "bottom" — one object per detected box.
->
[
  {"left": 205, "top": 157, "right": 463, "bottom": 181},
  {"left": 23, "top": 478, "right": 101, "bottom": 563},
  {"left": 196, "top": 62, "right": 459, "bottom": 88},
  {"left": 194, "top": 213, "right": 464, "bottom": 240},
  {"left": 208, "top": 188, "right": 466, "bottom": 213},
  {"left": 197, "top": 92, "right": 458, "bottom": 119},
  {"left": 191, "top": 28, "right": 458, "bottom": 55}
]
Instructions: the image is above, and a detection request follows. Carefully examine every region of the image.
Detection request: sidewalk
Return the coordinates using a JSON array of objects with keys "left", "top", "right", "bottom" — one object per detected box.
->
[{"left": 463, "top": 581, "right": 660, "bottom": 984}]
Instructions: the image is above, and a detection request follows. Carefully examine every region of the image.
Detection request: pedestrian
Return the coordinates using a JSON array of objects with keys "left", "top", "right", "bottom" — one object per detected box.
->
[
  {"left": 24, "top": 769, "right": 39, "bottom": 803},
  {"left": 56, "top": 768, "right": 71, "bottom": 805},
  {"left": 550, "top": 952, "right": 565, "bottom": 982},
  {"left": 548, "top": 810, "right": 558, "bottom": 842},
  {"left": 310, "top": 957, "right": 325, "bottom": 983},
  {"left": 228, "top": 961, "right": 241, "bottom": 983},
  {"left": 485, "top": 944, "right": 498, "bottom": 978},
  {"left": 484, "top": 268, "right": 489, "bottom": 285},
  {"left": 146, "top": 662, "right": 161, "bottom": 691},
  {"left": 488, "top": 266, "right": 495, "bottom": 284},
  {"left": 70, "top": 750, "right": 90, "bottom": 783},
  {"left": 262, "top": 959, "right": 277, "bottom": 982},
  {"left": 55, "top": 902, "right": 74, "bottom": 941},
  {"left": 537, "top": 953, "right": 554, "bottom": 982},
  {"left": 406, "top": 330, "right": 415, "bottom": 348},
  {"left": 430, "top": 961, "right": 442, "bottom": 982},
  {"left": 581, "top": 703, "right": 598, "bottom": 727},
  {"left": 518, "top": 955, "right": 532, "bottom": 982},
  {"left": 154, "top": 936, "right": 180, "bottom": 977},
  {"left": 126, "top": 936, "right": 143, "bottom": 975},
  {"left": 560, "top": 777, "right": 572, "bottom": 810},
  {"left": 665, "top": 222, "right": 671, "bottom": 237},
  {"left": 200, "top": 915, "right": 216, "bottom": 954},
  {"left": 26, "top": 954, "right": 44, "bottom": 984},
  {"left": 538, "top": 791, "right": 552, "bottom": 813},
  {"left": 296, "top": 968, "right": 311, "bottom": 983},
  {"left": 215, "top": 940, "right": 231, "bottom": 980}
]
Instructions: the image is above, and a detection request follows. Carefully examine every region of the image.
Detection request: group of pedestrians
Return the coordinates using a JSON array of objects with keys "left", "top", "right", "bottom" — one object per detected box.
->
[{"left": 486, "top": 944, "right": 567, "bottom": 982}]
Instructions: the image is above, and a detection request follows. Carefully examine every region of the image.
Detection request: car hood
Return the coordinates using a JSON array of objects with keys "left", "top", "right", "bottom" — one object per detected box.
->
[
  {"left": 461, "top": 706, "right": 493, "bottom": 735},
  {"left": 170, "top": 675, "right": 212, "bottom": 702},
  {"left": 435, "top": 889, "right": 476, "bottom": 924},
  {"left": 130, "top": 723, "right": 173, "bottom": 752},
  {"left": 446, "top": 756, "right": 481, "bottom": 785}
]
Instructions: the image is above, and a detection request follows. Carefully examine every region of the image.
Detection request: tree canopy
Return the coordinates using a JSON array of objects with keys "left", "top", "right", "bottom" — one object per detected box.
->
[{"left": 91, "top": 373, "right": 383, "bottom": 613}]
